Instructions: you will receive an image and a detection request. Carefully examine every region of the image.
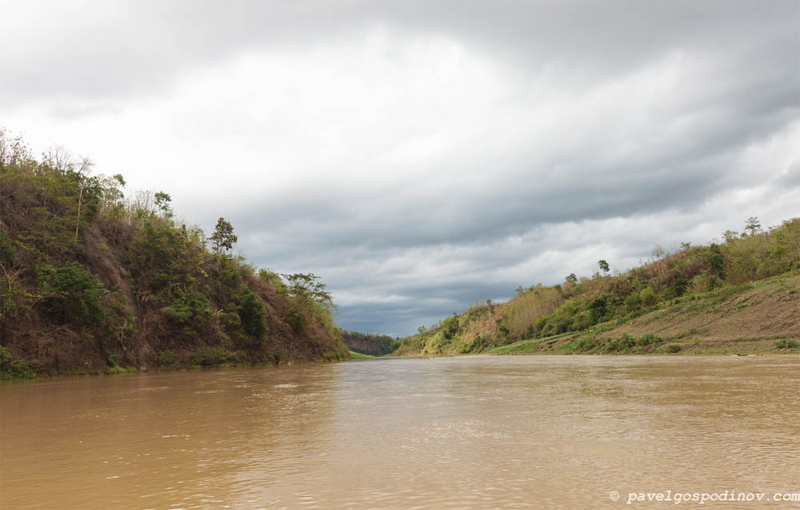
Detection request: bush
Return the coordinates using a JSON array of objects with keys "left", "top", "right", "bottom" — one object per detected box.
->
[
  {"left": 775, "top": 339, "right": 799, "bottom": 349},
  {"left": 237, "top": 287, "right": 267, "bottom": 340},
  {"left": 573, "top": 336, "right": 599, "bottom": 352},
  {"left": 190, "top": 347, "right": 238, "bottom": 367},
  {"left": 258, "top": 269, "right": 286, "bottom": 294},
  {"left": 589, "top": 297, "right": 608, "bottom": 323},
  {"left": 442, "top": 317, "right": 459, "bottom": 340},
  {"left": 0, "top": 345, "right": 11, "bottom": 366},
  {"left": 673, "top": 278, "right": 689, "bottom": 297},
  {"left": 604, "top": 333, "right": 636, "bottom": 353},
  {"left": 287, "top": 306, "right": 306, "bottom": 333},
  {"left": 624, "top": 292, "right": 642, "bottom": 313},
  {"left": 666, "top": 343, "right": 682, "bottom": 353},
  {"left": 637, "top": 333, "right": 663, "bottom": 346},
  {"left": 640, "top": 287, "right": 657, "bottom": 307},
  {"left": 572, "top": 310, "right": 593, "bottom": 330},
  {"left": 37, "top": 262, "right": 108, "bottom": 325},
  {"left": 0, "top": 347, "right": 38, "bottom": 379},
  {"left": 0, "top": 230, "right": 14, "bottom": 263},
  {"left": 156, "top": 350, "right": 175, "bottom": 365},
  {"left": 164, "top": 291, "right": 210, "bottom": 323}
]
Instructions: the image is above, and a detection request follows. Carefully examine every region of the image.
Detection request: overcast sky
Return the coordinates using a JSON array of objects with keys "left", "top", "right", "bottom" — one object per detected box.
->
[{"left": 2, "top": 1, "right": 798, "bottom": 336}]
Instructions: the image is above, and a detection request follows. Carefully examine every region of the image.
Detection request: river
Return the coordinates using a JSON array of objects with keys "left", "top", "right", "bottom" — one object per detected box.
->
[{"left": 1, "top": 355, "right": 798, "bottom": 509}]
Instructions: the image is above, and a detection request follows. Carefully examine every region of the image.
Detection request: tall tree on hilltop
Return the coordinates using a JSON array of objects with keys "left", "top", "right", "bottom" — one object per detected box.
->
[
  {"left": 744, "top": 217, "right": 762, "bottom": 236},
  {"left": 210, "top": 217, "right": 237, "bottom": 254}
]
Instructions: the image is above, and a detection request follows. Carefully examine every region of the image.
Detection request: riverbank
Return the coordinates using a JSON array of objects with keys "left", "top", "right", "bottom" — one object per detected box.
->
[
  {"left": 396, "top": 273, "right": 800, "bottom": 357},
  {"left": 0, "top": 141, "right": 349, "bottom": 380}
]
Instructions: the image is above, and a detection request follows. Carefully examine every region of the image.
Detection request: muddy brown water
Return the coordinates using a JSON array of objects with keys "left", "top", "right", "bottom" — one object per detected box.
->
[{"left": 1, "top": 356, "right": 798, "bottom": 509}]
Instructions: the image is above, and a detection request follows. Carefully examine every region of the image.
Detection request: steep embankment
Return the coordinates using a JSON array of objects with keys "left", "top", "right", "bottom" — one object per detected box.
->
[
  {"left": 395, "top": 218, "right": 800, "bottom": 357},
  {"left": 0, "top": 133, "right": 348, "bottom": 378}
]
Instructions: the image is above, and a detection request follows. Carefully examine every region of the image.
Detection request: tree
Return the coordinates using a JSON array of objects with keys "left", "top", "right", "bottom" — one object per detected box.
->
[
  {"left": 282, "top": 273, "right": 334, "bottom": 309},
  {"left": 71, "top": 157, "right": 95, "bottom": 244},
  {"left": 651, "top": 244, "right": 665, "bottom": 260},
  {"left": 210, "top": 217, "right": 237, "bottom": 253},
  {"left": 707, "top": 243, "right": 724, "bottom": 278},
  {"left": 674, "top": 278, "right": 689, "bottom": 297},
  {"left": 679, "top": 242, "right": 692, "bottom": 251},
  {"left": 565, "top": 273, "right": 578, "bottom": 284},
  {"left": 154, "top": 191, "right": 172, "bottom": 219},
  {"left": 598, "top": 260, "right": 610, "bottom": 275},
  {"left": 441, "top": 316, "right": 459, "bottom": 339},
  {"left": 744, "top": 217, "right": 761, "bottom": 236},
  {"left": 588, "top": 296, "right": 607, "bottom": 323}
]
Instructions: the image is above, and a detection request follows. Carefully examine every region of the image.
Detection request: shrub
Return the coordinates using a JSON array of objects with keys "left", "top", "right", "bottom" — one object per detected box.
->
[
  {"left": 0, "top": 230, "right": 14, "bottom": 263},
  {"left": 573, "top": 336, "right": 599, "bottom": 352},
  {"left": 37, "top": 262, "right": 108, "bottom": 324},
  {"left": 572, "top": 310, "right": 593, "bottom": 330},
  {"left": 237, "top": 287, "right": 267, "bottom": 340},
  {"left": 190, "top": 347, "right": 238, "bottom": 367},
  {"left": 4, "top": 360, "right": 38, "bottom": 379},
  {"left": 164, "top": 291, "right": 210, "bottom": 323},
  {"left": 640, "top": 287, "right": 657, "bottom": 307},
  {"left": 666, "top": 343, "right": 682, "bottom": 353},
  {"left": 604, "top": 333, "right": 636, "bottom": 353},
  {"left": 624, "top": 293, "right": 642, "bottom": 313},
  {"left": 287, "top": 306, "right": 306, "bottom": 333},
  {"left": 637, "top": 333, "right": 663, "bottom": 346},
  {"left": 0, "top": 345, "right": 11, "bottom": 366},
  {"left": 673, "top": 278, "right": 689, "bottom": 297},
  {"left": 498, "top": 323, "right": 510, "bottom": 337},
  {"left": 589, "top": 297, "right": 608, "bottom": 323},
  {"left": 442, "top": 317, "right": 459, "bottom": 340},
  {"left": 0, "top": 347, "right": 38, "bottom": 379},
  {"left": 258, "top": 269, "right": 286, "bottom": 294},
  {"left": 775, "top": 339, "right": 799, "bottom": 349},
  {"left": 156, "top": 350, "right": 175, "bottom": 365},
  {"left": 707, "top": 243, "right": 725, "bottom": 278}
]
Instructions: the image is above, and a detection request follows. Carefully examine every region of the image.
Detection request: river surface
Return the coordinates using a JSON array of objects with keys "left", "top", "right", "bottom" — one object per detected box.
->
[{"left": 1, "top": 355, "right": 799, "bottom": 509}]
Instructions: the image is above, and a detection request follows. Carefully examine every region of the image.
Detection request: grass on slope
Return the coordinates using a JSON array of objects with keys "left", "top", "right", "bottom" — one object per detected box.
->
[
  {"left": 488, "top": 274, "right": 800, "bottom": 356},
  {"left": 348, "top": 351, "right": 375, "bottom": 360},
  {"left": 486, "top": 332, "right": 574, "bottom": 355}
]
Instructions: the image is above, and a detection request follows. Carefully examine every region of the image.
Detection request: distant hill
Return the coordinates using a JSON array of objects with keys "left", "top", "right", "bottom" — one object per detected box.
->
[
  {"left": 395, "top": 218, "right": 800, "bottom": 356},
  {"left": 0, "top": 131, "right": 348, "bottom": 378},
  {"left": 339, "top": 330, "right": 397, "bottom": 356}
]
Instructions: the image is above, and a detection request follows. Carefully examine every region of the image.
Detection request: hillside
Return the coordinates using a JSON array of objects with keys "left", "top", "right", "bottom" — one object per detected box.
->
[
  {"left": 0, "top": 131, "right": 348, "bottom": 378},
  {"left": 395, "top": 218, "right": 800, "bottom": 356},
  {"left": 339, "top": 330, "right": 397, "bottom": 356}
]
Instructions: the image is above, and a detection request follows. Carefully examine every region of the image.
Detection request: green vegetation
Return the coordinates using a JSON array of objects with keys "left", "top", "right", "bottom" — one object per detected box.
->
[
  {"left": 339, "top": 330, "right": 397, "bottom": 356},
  {"left": 775, "top": 339, "right": 799, "bottom": 350},
  {"left": 190, "top": 347, "right": 241, "bottom": 367},
  {"left": 0, "top": 345, "right": 38, "bottom": 379},
  {"left": 395, "top": 217, "right": 800, "bottom": 357},
  {"left": 0, "top": 130, "right": 348, "bottom": 378}
]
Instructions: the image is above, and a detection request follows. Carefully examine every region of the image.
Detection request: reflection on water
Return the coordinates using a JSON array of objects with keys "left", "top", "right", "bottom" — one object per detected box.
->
[{"left": 1, "top": 356, "right": 798, "bottom": 509}]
